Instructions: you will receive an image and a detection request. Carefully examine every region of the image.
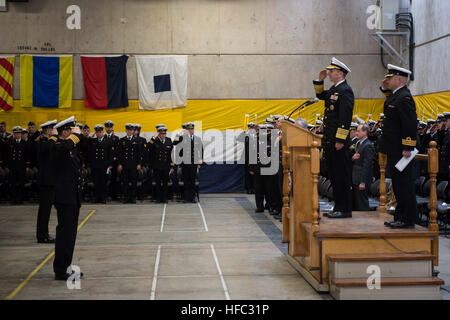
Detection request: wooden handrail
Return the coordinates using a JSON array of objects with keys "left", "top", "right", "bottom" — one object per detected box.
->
[{"left": 378, "top": 141, "right": 439, "bottom": 266}]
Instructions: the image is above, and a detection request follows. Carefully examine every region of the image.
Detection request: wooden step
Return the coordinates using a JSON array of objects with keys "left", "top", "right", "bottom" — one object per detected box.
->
[
  {"left": 332, "top": 277, "right": 444, "bottom": 287},
  {"left": 327, "top": 253, "right": 435, "bottom": 262}
]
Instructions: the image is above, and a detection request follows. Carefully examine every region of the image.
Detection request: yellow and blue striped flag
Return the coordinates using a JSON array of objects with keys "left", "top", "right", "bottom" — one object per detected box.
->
[{"left": 20, "top": 55, "right": 72, "bottom": 108}]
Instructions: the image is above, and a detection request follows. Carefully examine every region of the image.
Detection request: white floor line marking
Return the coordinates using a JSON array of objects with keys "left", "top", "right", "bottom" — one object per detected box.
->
[
  {"left": 198, "top": 202, "right": 209, "bottom": 232},
  {"left": 150, "top": 245, "right": 161, "bottom": 300},
  {"left": 210, "top": 243, "right": 230, "bottom": 300},
  {"left": 160, "top": 204, "right": 167, "bottom": 232},
  {"left": 163, "top": 230, "right": 207, "bottom": 232}
]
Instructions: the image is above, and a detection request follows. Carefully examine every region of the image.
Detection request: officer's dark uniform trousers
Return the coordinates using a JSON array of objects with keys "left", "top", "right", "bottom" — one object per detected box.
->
[
  {"left": 36, "top": 136, "right": 56, "bottom": 240},
  {"left": 53, "top": 134, "right": 82, "bottom": 276}
]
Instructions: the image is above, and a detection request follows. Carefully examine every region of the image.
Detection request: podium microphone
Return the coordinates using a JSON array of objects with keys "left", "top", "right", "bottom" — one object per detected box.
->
[{"left": 288, "top": 98, "right": 319, "bottom": 119}]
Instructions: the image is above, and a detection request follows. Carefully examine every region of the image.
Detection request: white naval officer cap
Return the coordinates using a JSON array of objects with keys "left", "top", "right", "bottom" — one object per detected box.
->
[
  {"left": 40, "top": 120, "right": 57, "bottom": 129},
  {"left": 385, "top": 64, "right": 412, "bottom": 78},
  {"left": 326, "top": 57, "right": 351, "bottom": 74},
  {"left": 55, "top": 116, "right": 76, "bottom": 130}
]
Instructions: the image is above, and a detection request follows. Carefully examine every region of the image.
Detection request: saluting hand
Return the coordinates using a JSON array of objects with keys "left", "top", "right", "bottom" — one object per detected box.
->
[
  {"left": 72, "top": 126, "right": 81, "bottom": 134},
  {"left": 318, "top": 69, "right": 327, "bottom": 81},
  {"left": 381, "top": 78, "right": 389, "bottom": 90}
]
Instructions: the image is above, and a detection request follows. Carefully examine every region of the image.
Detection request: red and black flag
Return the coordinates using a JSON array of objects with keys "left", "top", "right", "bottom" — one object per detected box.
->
[{"left": 81, "top": 55, "right": 129, "bottom": 109}]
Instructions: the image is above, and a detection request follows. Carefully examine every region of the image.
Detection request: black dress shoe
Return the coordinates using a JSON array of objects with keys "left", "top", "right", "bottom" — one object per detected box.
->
[
  {"left": 37, "top": 236, "right": 55, "bottom": 244},
  {"left": 389, "top": 221, "right": 414, "bottom": 229},
  {"left": 274, "top": 213, "right": 282, "bottom": 221},
  {"left": 55, "top": 271, "right": 84, "bottom": 281},
  {"left": 255, "top": 208, "right": 264, "bottom": 213},
  {"left": 328, "top": 211, "right": 352, "bottom": 218},
  {"left": 384, "top": 220, "right": 395, "bottom": 227}
]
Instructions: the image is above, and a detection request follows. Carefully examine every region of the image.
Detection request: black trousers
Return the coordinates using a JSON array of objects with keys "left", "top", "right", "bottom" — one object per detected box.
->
[
  {"left": 324, "top": 144, "right": 352, "bottom": 213},
  {"left": 255, "top": 173, "right": 276, "bottom": 210},
  {"left": 36, "top": 185, "right": 55, "bottom": 239},
  {"left": 53, "top": 204, "right": 80, "bottom": 275},
  {"left": 154, "top": 168, "right": 169, "bottom": 202},
  {"left": 121, "top": 168, "right": 137, "bottom": 201},
  {"left": 182, "top": 164, "right": 197, "bottom": 202},
  {"left": 8, "top": 166, "right": 25, "bottom": 202},
  {"left": 352, "top": 185, "right": 369, "bottom": 211},
  {"left": 92, "top": 167, "right": 107, "bottom": 202},
  {"left": 274, "top": 164, "right": 283, "bottom": 211},
  {"left": 109, "top": 163, "right": 119, "bottom": 199},
  {"left": 388, "top": 155, "right": 418, "bottom": 225},
  {"left": 244, "top": 164, "right": 255, "bottom": 192}
]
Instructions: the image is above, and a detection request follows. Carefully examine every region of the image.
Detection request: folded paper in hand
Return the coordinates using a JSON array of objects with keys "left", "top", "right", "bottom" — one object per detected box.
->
[{"left": 395, "top": 148, "right": 419, "bottom": 172}]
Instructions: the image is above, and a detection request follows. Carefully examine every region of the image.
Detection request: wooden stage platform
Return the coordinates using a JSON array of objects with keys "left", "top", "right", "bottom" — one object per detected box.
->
[
  {"left": 287, "top": 211, "right": 440, "bottom": 293},
  {"left": 281, "top": 122, "right": 442, "bottom": 298}
]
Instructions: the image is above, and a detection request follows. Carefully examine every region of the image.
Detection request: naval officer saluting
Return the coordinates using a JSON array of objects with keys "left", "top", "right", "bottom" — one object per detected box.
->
[
  {"left": 313, "top": 57, "right": 354, "bottom": 218},
  {"left": 52, "top": 116, "right": 84, "bottom": 280}
]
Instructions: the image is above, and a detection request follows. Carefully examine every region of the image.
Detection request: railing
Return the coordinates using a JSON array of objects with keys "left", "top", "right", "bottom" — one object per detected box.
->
[{"left": 378, "top": 141, "right": 439, "bottom": 265}]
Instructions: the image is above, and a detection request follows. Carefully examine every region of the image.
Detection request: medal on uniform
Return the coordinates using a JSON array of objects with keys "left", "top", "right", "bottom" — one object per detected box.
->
[{"left": 330, "top": 105, "right": 334, "bottom": 110}]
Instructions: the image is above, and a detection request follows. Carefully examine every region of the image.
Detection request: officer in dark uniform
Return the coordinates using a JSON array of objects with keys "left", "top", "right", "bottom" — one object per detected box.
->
[
  {"left": 173, "top": 122, "right": 203, "bottom": 203},
  {"left": 149, "top": 126, "right": 174, "bottom": 203},
  {"left": 6, "top": 126, "right": 31, "bottom": 204},
  {"left": 88, "top": 124, "right": 113, "bottom": 203},
  {"left": 313, "top": 57, "right": 354, "bottom": 218},
  {"left": 134, "top": 124, "right": 148, "bottom": 166},
  {"left": 379, "top": 64, "right": 418, "bottom": 229},
  {"left": 273, "top": 115, "right": 294, "bottom": 221},
  {"left": 0, "top": 121, "right": 11, "bottom": 168},
  {"left": 104, "top": 120, "right": 120, "bottom": 200},
  {"left": 118, "top": 124, "right": 142, "bottom": 203},
  {"left": 438, "top": 112, "right": 450, "bottom": 181},
  {"left": 242, "top": 122, "right": 257, "bottom": 194},
  {"left": 27, "top": 121, "right": 40, "bottom": 169},
  {"left": 36, "top": 120, "right": 58, "bottom": 243},
  {"left": 249, "top": 124, "right": 276, "bottom": 213},
  {"left": 134, "top": 124, "right": 148, "bottom": 200},
  {"left": 76, "top": 124, "right": 89, "bottom": 168},
  {"left": 52, "top": 116, "right": 84, "bottom": 281}
]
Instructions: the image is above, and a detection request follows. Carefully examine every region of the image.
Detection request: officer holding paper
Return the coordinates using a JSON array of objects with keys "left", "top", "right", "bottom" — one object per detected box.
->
[{"left": 379, "top": 64, "right": 418, "bottom": 229}]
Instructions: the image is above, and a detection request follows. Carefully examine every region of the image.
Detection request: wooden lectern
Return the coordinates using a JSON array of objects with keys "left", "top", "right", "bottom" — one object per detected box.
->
[{"left": 281, "top": 121, "right": 322, "bottom": 275}]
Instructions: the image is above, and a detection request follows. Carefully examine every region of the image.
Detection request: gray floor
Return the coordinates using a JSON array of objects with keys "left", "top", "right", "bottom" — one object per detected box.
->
[{"left": 0, "top": 194, "right": 448, "bottom": 300}]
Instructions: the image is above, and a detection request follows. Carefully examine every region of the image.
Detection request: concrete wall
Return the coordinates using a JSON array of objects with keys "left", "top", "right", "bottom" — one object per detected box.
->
[
  {"left": 2, "top": 0, "right": 391, "bottom": 100},
  {"left": 409, "top": 0, "right": 450, "bottom": 95}
]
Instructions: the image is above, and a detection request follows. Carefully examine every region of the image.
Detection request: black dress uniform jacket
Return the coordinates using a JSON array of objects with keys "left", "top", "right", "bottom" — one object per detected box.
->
[
  {"left": 149, "top": 136, "right": 174, "bottom": 169},
  {"left": 313, "top": 79, "right": 354, "bottom": 146},
  {"left": 118, "top": 136, "right": 142, "bottom": 168},
  {"left": 172, "top": 134, "right": 203, "bottom": 165},
  {"left": 53, "top": 134, "right": 83, "bottom": 206},
  {"left": 379, "top": 86, "right": 418, "bottom": 155},
  {"left": 88, "top": 137, "right": 113, "bottom": 169},
  {"left": 37, "top": 136, "right": 57, "bottom": 186}
]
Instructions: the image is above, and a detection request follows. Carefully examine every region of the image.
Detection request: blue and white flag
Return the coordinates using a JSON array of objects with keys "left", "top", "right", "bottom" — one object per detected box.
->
[{"left": 136, "top": 55, "right": 188, "bottom": 110}]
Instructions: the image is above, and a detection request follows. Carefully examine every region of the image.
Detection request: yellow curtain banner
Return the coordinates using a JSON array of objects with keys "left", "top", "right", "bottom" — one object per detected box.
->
[{"left": 1, "top": 91, "right": 449, "bottom": 132}]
